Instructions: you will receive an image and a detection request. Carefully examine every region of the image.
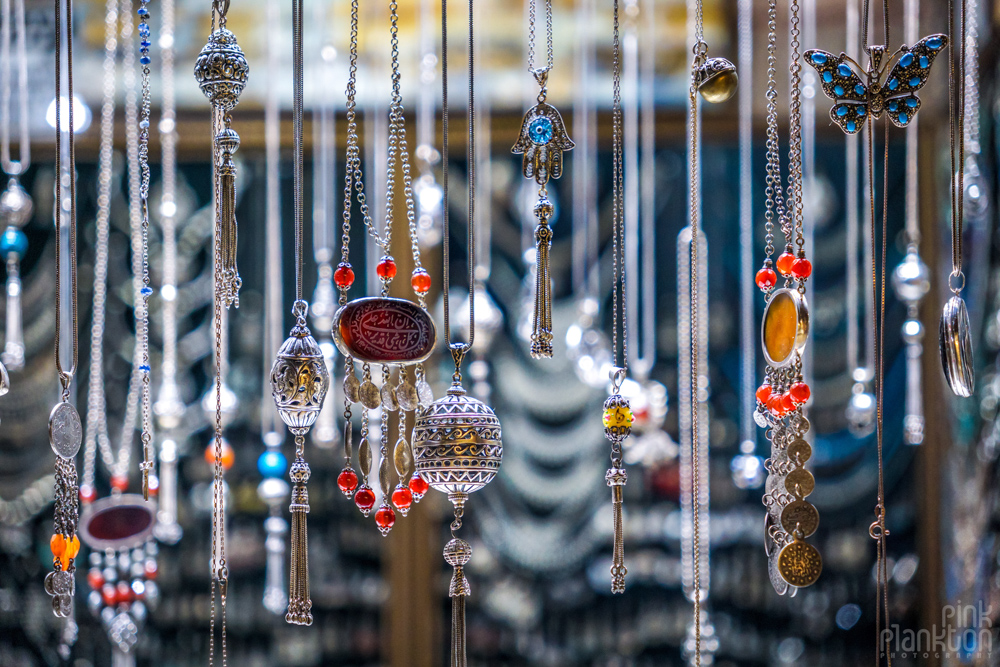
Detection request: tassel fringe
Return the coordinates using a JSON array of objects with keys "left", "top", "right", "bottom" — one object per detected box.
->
[{"left": 531, "top": 196, "right": 554, "bottom": 359}]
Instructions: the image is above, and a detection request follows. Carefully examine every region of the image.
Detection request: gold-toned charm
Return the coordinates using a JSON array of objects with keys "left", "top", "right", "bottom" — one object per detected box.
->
[
  {"left": 761, "top": 288, "right": 809, "bottom": 367},
  {"left": 780, "top": 499, "right": 819, "bottom": 538},
  {"left": 784, "top": 468, "right": 815, "bottom": 499},
  {"left": 786, "top": 437, "right": 812, "bottom": 466},
  {"left": 696, "top": 57, "right": 738, "bottom": 103},
  {"left": 777, "top": 532, "right": 822, "bottom": 588},
  {"left": 511, "top": 94, "right": 574, "bottom": 187}
]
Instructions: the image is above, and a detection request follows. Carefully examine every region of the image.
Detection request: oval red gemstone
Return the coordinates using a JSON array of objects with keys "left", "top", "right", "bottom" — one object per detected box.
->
[
  {"left": 375, "top": 505, "right": 396, "bottom": 535},
  {"left": 334, "top": 263, "right": 355, "bottom": 289},
  {"left": 337, "top": 468, "right": 359, "bottom": 497},
  {"left": 411, "top": 269, "right": 431, "bottom": 294},
  {"left": 776, "top": 252, "right": 796, "bottom": 276},
  {"left": 755, "top": 268, "right": 777, "bottom": 290},
  {"left": 88, "top": 569, "right": 105, "bottom": 590},
  {"left": 111, "top": 475, "right": 129, "bottom": 492},
  {"left": 790, "top": 382, "right": 811, "bottom": 404},
  {"left": 334, "top": 297, "right": 436, "bottom": 364},
  {"left": 376, "top": 256, "right": 397, "bottom": 280},
  {"left": 354, "top": 487, "right": 376, "bottom": 515},
  {"left": 791, "top": 257, "right": 812, "bottom": 280},
  {"left": 755, "top": 384, "right": 772, "bottom": 404},
  {"left": 392, "top": 485, "right": 413, "bottom": 513},
  {"left": 408, "top": 474, "right": 429, "bottom": 500}
]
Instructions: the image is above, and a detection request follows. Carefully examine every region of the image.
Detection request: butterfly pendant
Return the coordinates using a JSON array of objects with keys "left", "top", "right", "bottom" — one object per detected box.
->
[{"left": 803, "top": 34, "right": 948, "bottom": 135}]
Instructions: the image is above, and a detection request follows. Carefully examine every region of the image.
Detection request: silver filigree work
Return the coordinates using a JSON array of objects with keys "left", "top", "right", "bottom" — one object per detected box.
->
[
  {"left": 270, "top": 323, "right": 330, "bottom": 435},
  {"left": 193, "top": 28, "right": 249, "bottom": 111}
]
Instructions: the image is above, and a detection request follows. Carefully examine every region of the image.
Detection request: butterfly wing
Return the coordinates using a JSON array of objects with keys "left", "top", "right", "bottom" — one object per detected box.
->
[
  {"left": 829, "top": 101, "right": 867, "bottom": 134},
  {"left": 802, "top": 49, "right": 870, "bottom": 103},
  {"left": 883, "top": 94, "right": 921, "bottom": 128},
  {"left": 880, "top": 34, "right": 948, "bottom": 98}
]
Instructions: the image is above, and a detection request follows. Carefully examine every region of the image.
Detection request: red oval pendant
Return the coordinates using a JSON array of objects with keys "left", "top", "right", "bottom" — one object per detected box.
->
[{"left": 333, "top": 297, "right": 436, "bottom": 364}]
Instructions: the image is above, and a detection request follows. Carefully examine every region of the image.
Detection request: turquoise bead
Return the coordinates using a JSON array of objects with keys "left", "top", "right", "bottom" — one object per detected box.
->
[
  {"left": 0, "top": 227, "right": 26, "bottom": 259},
  {"left": 258, "top": 450, "right": 288, "bottom": 477}
]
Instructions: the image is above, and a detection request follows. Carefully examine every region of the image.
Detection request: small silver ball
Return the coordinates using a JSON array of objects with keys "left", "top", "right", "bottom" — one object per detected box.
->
[
  {"left": 215, "top": 127, "right": 241, "bottom": 155},
  {"left": 0, "top": 180, "right": 32, "bottom": 228},
  {"left": 892, "top": 252, "right": 930, "bottom": 304},
  {"left": 533, "top": 197, "right": 554, "bottom": 219},
  {"left": 289, "top": 459, "right": 311, "bottom": 484},
  {"left": 443, "top": 538, "right": 472, "bottom": 567}
]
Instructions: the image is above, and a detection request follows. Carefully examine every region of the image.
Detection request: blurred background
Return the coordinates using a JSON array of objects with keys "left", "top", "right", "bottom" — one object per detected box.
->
[{"left": 0, "top": 0, "right": 998, "bottom": 666}]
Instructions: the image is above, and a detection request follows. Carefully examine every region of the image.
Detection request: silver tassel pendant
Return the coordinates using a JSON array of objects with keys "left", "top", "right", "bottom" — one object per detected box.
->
[
  {"left": 531, "top": 196, "right": 554, "bottom": 359},
  {"left": 603, "top": 391, "right": 632, "bottom": 594},
  {"left": 286, "top": 455, "right": 312, "bottom": 625},
  {"left": 444, "top": 538, "right": 472, "bottom": 667},
  {"left": 215, "top": 128, "right": 242, "bottom": 308}
]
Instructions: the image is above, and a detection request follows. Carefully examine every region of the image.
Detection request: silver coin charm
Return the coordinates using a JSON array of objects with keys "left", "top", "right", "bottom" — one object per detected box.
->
[
  {"left": 49, "top": 401, "right": 83, "bottom": 459},
  {"left": 344, "top": 373, "right": 361, "bottom": 403},
  {"left": 45, "top": 570, "right": 73, "bottom": 596},
  {"left": 381, "top": 383, "right": 400, "bottom": 412},
  {"left": 397, "top": 380, "right": 419, "bottom": 411},
  {"left": 416, "top": 379, "right": 434, "bottom": 407},
  {"left": 359, "top": 380, "right": 381, "bottom": 410},
  {"left": 939, "top": 295, "right": 975, "bottom": 397}
]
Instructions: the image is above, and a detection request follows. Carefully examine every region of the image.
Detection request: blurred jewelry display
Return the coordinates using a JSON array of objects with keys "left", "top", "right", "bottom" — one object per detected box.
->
[
  {"left": 410, "top": 0, "right": 502, "bottom": 661},
  {"left": 0, "top": 0, "right": 31, "bottom": 375},
  {"left": 268, "top": 0, "right": 330, "bottom": 624},
  {"left": 755, "top": 0, "right": 820, "bottom": 594},
  {"left": 512, "top": 0, "right": 573, "bottom": 359},
  {"left": 193, "top": 0, "right": 249, "bottom": 659},
  {"left": 332, "top": 0, "right": 435, "bottom": 531},
  {"left": 939, "top": 0, "right": 973, "bottom": 398},
  {"left": 603, "top": 0, "right": 632, "bottom": 597},
  {"left": 46, "top": 0, "right": 82, "bottom": 619},
  {"left": 414, "top": 0, "right": 443, "bottom": 249},
  {"left": 892, "top": 0, "right": 930, "bottom": 444}
]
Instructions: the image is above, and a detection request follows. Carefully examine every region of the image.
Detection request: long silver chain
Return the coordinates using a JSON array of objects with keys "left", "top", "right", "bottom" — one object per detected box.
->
[
  {"left": 737, "top": 0, "right": 754, "bottom": 448},
  {"left": 0, "top": 0, "right": 28, "bottom": 175},
  {"left": 527, "top": 0, "right": 553, "bottom": 73},
  {"left": 609, "top": 0, "right": 627, "bottom": 376}
]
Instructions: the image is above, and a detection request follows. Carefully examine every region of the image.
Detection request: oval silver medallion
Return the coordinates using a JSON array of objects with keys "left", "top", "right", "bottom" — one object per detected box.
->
[
  {"left": 416, "top": 379, "right": 434, "bottom": 407},
  {"left": 49, "top": 401, "right": 83, "bottom": 459},
  {"left": 397, "top": 381, "right": 419, "bottom": 411},
  {"left": 939, "top": 295, "right": 975, "bottom": 397},
  {"left": 359, "top": 380, "right": 381, "bottom": 410},
  {"left": 381, "top": 383, "right": 400, "bottom": 412},
  {"left": 344, "top": 373, "right": 361, "bottom": 403}
]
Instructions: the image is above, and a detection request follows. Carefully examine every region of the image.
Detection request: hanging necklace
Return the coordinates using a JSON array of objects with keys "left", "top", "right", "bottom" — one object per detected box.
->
[
  {"left": 511, "top": 0, "right": 572, "bottom": 359},
  {"left": 45, "top": 0, "right": 82, "bottom": 618},
  {"left": 0, "top": 0, "right": 31, "bottom": 376},
  {"left": 411, "top": 0, "right": 502, "bottom": 662},
  {"left": 193, "top": 0, "right": 249, "bottom": 661},
  {"left": 269, "top": 0, "right": 330, "bottom": 625},
  {"left": 939, "top": 0, "right": 974, "bottom": 398}
]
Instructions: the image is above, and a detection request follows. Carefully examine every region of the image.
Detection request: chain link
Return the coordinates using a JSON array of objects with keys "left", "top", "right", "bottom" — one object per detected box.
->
[
  {"left": 0, "top": 0, "right": 29, "bottom": 174},
  {"left": 527, "top": 0, "right": 553, "bottom": 73}
]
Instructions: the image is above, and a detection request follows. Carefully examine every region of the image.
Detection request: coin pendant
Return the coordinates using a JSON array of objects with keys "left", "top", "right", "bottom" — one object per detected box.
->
[
  {"left": 416, "top": 379, "right": 434, "bottom": 407},
  {"left": 46, "top": 570, "right": 73, "bottom": 596},
  {"left": 359, "top": 380, "right": 381, "bottom": 410},
  {"left": 768, "top": 549, "right": 790, "bottom": 595},
  {"left": 777, "top": 538, "right": 823, "bottom": 588},
  {"left": 381, "top": 383, "right": 400, "bottom": 412},
  {"left": 780, "top": 499, "right": 819, "bottom": 538},
  {"left": 787, "top": 438, "right": 812, "bottom": 466},
  {"left": 397, "top": 381, "right": 419, "bottom": 411},
  {"left": 49, "top": 401, "right": 82, "bottom": 458},
  {"left": 344, "top": 374, "right": 361, "bottom": 403},
  {"left": 52, "top": 594, "right": 72, "bottom": 618},
  {"left": 784, "top": 468, "right": 815, "bottom": 498}
]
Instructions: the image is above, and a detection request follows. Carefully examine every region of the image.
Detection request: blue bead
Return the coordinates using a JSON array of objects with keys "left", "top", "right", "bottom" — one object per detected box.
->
[
  {"left": 811, "top": 53, "right": 827, "bottom": 64},
  {"left": 140, "top": 56, "right": 151, "bottom": 65},
  {"left": 139, "top": 364, "right": 151, "bottom": 373},
  {"left": 927, "top": 37, "right": 943, "bottom": 50},
  {"left": 258, "top": 450, "right": 288, "bottom": 477},
  {"left": 141, "top": 40, "right": 150, "bottom": 48},
  {"left": 139, "top": 22, "right": 149, "bottom": 34},
  {"left": 836, "top": 106, "right": 848, "bottom": 117},
  {"left": 887, "top": 78, "right": 898, "bottom": 90},
  {"left": 909, "top": 76, "right": 921, "bottom": 87},
  {"left": 854, "top": 84, "right": 866, "bottom": 95},
  {"left": 888, "top": 101, "right": 898, "bottom": 111},
  {"left": 899, "top": 53, "right": 913, "bottom": 68},
  {"left": 0, "top": 227, "right": 26, "bottom": 259},
  {"left": 140, "top": 120, "right": 150, "bottom": 129},
  {"left": 898, "top": 113, "right": 908, "bottom": 124},
  {"left": 140, "top": 286, "right": 153, "bottom": 296},
  {"left": 822, "top": 71, "right": 833, "bottom": 83},
  {"left": 919, "top": 56, "right": 929, "bottom": 68},
  {"left": 527, "top": 117, "right": 554, "bottom": 145},
  {"left": 834, "top": 85, "right": 844, "bottom": 96},
  {"left": 856, "top": 107, "right": 866, "bottom": 117},
  {"left": 140, "top": 47, "right": 149, "bottom": 54},
  {"left": 846, "top": 121, "right": 857, "bottom": 132},
  {"left": 837, "top": 63, "right": 852, "bottom": 77},
  {"left": 137, "top": 6, "right": 148, "bottom": 15},
  {"left": 905, "top": 98, "right": 917, "bottom": 108}
]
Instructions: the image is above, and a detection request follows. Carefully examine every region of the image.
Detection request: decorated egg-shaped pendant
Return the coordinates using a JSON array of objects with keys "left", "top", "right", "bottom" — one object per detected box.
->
[{"left": 270, "top": 321, "right": 330, "bottom": 435}]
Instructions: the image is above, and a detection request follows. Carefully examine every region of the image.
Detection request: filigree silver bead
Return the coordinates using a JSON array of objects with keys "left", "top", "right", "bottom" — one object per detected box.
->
[
  {"left": 193, "top": 28, "right": 249, "bottom": 111},
  {"left": 412, "top": 382, "right": 502, "bottom": 496},
  {"left": 0, "top": 179, "right": 32, "bottom": 228},
  {"left": 270, "top": 324, "right": 330, "bottom": 436}
]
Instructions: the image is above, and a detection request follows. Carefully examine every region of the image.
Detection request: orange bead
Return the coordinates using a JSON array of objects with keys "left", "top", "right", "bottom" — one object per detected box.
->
[
  {"left": 776, "top": 251, "right": 796, "bottom": 276},
  {"left": 790, "top": 382, "right": 811, "bottom": 404},
  {"left": 204, "top": 440, "right": 235, "bottom": 470},
  {"left": 756, "top": 267, "right": 777, "bottom": 290},
  {"left": 755, "top": 384, "right": 772, "bottom": 405},
  {"left": 111, "top": 475, "right": 129, "bottom": 492},
  {"left": 50, "top": 534, "right": 66, "bottom": 560},
  {"left": 65, "top": 535, "right": 80, "bottom": 562},
  {"left": 411, "top": 269, "right": 432, "bottom": 294},
  {"left": 780, "top": 393, "right": 796, "bottom": 413}
]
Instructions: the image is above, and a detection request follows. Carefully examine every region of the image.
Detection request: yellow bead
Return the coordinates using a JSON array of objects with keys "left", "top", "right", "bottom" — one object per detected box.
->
[{"left": 603, "top": 405, "right": 633, "bottom": 428}]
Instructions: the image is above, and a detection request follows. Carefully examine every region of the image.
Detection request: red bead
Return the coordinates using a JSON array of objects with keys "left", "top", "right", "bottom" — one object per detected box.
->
[
  {"left": 337, "top": 468, "right": 359, "bottom": 497},
  {"left": 111, "top": 475, "right": 129, "bottom": 492},
  {"left": 411, "top": 269, "right": 431, "bottom": 294},
  {"left": 755, "top": 384, "right": 772, "bottom": 405},
  {"left": 144, "top": 560, "right": 158, "bottom": 580},
  {"left": 79, "top": 484, "right": 97, "bottom": 505},
  {"left": 101, "top": 583, "right": 117, "bottom": 607},
  {"left": 116, "top": 580, "right": 134, "bottom": 605},
  {"left": 780, "top": 393, "right": 796, "bottom": 412},
  {"left": 408, "top": 474, "right": 429, "bottom": 501},
  {"left": 790, "top": 382, "right": 811, "bottom": 404},
  {"left": 755, "top": 268, "right": 777, "bottom": 291},
  {"left": 204, "top": 441, "right": 235, "bottom": 470},
  {"left": 776, "top": 252, "right": 796, "bottom": 276},
  {"left": 392, "top": 485, "right": 413, "bottom": 516},
  {"left": 334, "top": 263, "right": 355, "bottom": 289},
  {"left": 766, "top": 395, "right": 783, "bottom": 414},
  {"left": 375, "top": 505, "right": 396, "bottom": 535},
  {"left": 354, "top": 486, "right": 376, "bottom": 516},
  {"left": 376, "top": 256, "right": 397, "bottom": 281},
  {"left": 87, "top": 569, "right": 105, "bottom": 590},
  {"left": 791, "top": 257, "right": 812, "bottom": 280}
]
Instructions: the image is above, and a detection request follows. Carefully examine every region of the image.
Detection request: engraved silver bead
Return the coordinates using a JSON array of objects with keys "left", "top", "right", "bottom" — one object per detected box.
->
[
  {"left": 193, "top": 28, "right": 249, "bottom": 111},
  {"left": 270, "top": 324, "right": 330, "bottom": 436}
]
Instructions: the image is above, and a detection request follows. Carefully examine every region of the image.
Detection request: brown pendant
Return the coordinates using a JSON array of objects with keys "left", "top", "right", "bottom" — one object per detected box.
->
[
  {"left": 332, "top": 297, "right": 437, "bottom": 365},
  {"left": 761, "top": 288, "right": 809, "bottom": 367}
]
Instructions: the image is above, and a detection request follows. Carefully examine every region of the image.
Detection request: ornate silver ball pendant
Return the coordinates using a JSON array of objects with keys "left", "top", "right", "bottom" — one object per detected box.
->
[
  {"left": 270, "top": 323, "right": 330, "bottom": 435},
  {"left": 193, "top": 28, "right": 249, "bottom": 111},
  {"left": 696, "top": 57, "right": 739, "bottom": 103}
]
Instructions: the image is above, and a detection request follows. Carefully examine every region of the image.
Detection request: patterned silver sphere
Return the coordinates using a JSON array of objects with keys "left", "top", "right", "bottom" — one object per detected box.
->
[
  {"left": 0, "top": 179, "right": 32, "bottom": 228},
  {"left": 892, "top": 252, "right": 930, "bottom": 304},
  {"left": 443, "top": 538, "right": 473, "bottom": 567},
  {"left": 270, "top": 324, "right": 330, "bottom": 436},
  {"left": 412, "top": 382, "right": 502, "bottom": 496},
  {"left": 193, "top": 28, "right": 249, "bottom": 111}
]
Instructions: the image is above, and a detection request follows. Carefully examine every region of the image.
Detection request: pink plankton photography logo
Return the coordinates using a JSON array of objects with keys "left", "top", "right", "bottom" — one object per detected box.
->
[{"left": 881, "top": 602, "right": 995, "bottom": 661}]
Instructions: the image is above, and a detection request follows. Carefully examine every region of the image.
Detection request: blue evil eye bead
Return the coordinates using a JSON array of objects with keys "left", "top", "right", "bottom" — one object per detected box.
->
[
  {"left": 0, "top": 227, "right": 27, "bottom": 259},
  {"left": 887, "top": 78, "right": 899, "bottom": 90},
  {"left": 822, "top": 71, "right": 833, "bottom": 83},
  {"left": 908, "top": 76, "right": 921, "bottom": 87},
  {"left": 527, "top": 116, "right": 554, "bottom": 145},
  {"left": 846, "top": 120, "right": 857, "bottom": 132},
  {"left": 919, "top": 56, "right": 929, "bottom": 68},
  {"left": 258, "top": 450, "right": 288, "bottom": 478},
  {"left": 905, "top": 98, "right": 918, "bottom": 108},
  {"left": 810, "top": 52, "right": 827, "bottom": 65},
  {"left": 836, "top": 106, "right": 848, "bottom": 117},
  {"left": 139, "top": 364, "right": 151, "bottom": 373},
  {"left": 834, "top": 85, "right": 844, "bottom": 96},
  {"left": 140, "top": 286, "right": 153, "bottom": 296},
  {"left": 926, "top": 37, "right": 943, "bottom": 50},
  {"left": 899, "top": 53, "right": 913, "bottom": 68},
  {"left": 854, "top": 84, "right": 866, "bottom": 95},
  {"left": 837, "top": 63, "right": 852, "bottom": 77},
  {"left": 898, "top": 113, "right": 909, "bottom": 124}
]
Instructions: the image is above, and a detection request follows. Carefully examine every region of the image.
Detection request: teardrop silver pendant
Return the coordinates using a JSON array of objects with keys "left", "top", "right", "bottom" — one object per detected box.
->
[{"left": 939, "top": 295, "right": 974, "bottom": 397}]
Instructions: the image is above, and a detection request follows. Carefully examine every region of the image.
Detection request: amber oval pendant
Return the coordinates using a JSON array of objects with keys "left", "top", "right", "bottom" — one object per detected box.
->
[
  {"left": 333, "top": 297, "right": 437, "bottom": 365},
  {"left": 761, "top": 288, "right": 809, "bottom": 367},
  {"left": 79, "top": 494, "right": 157, "bottom": 551}
]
